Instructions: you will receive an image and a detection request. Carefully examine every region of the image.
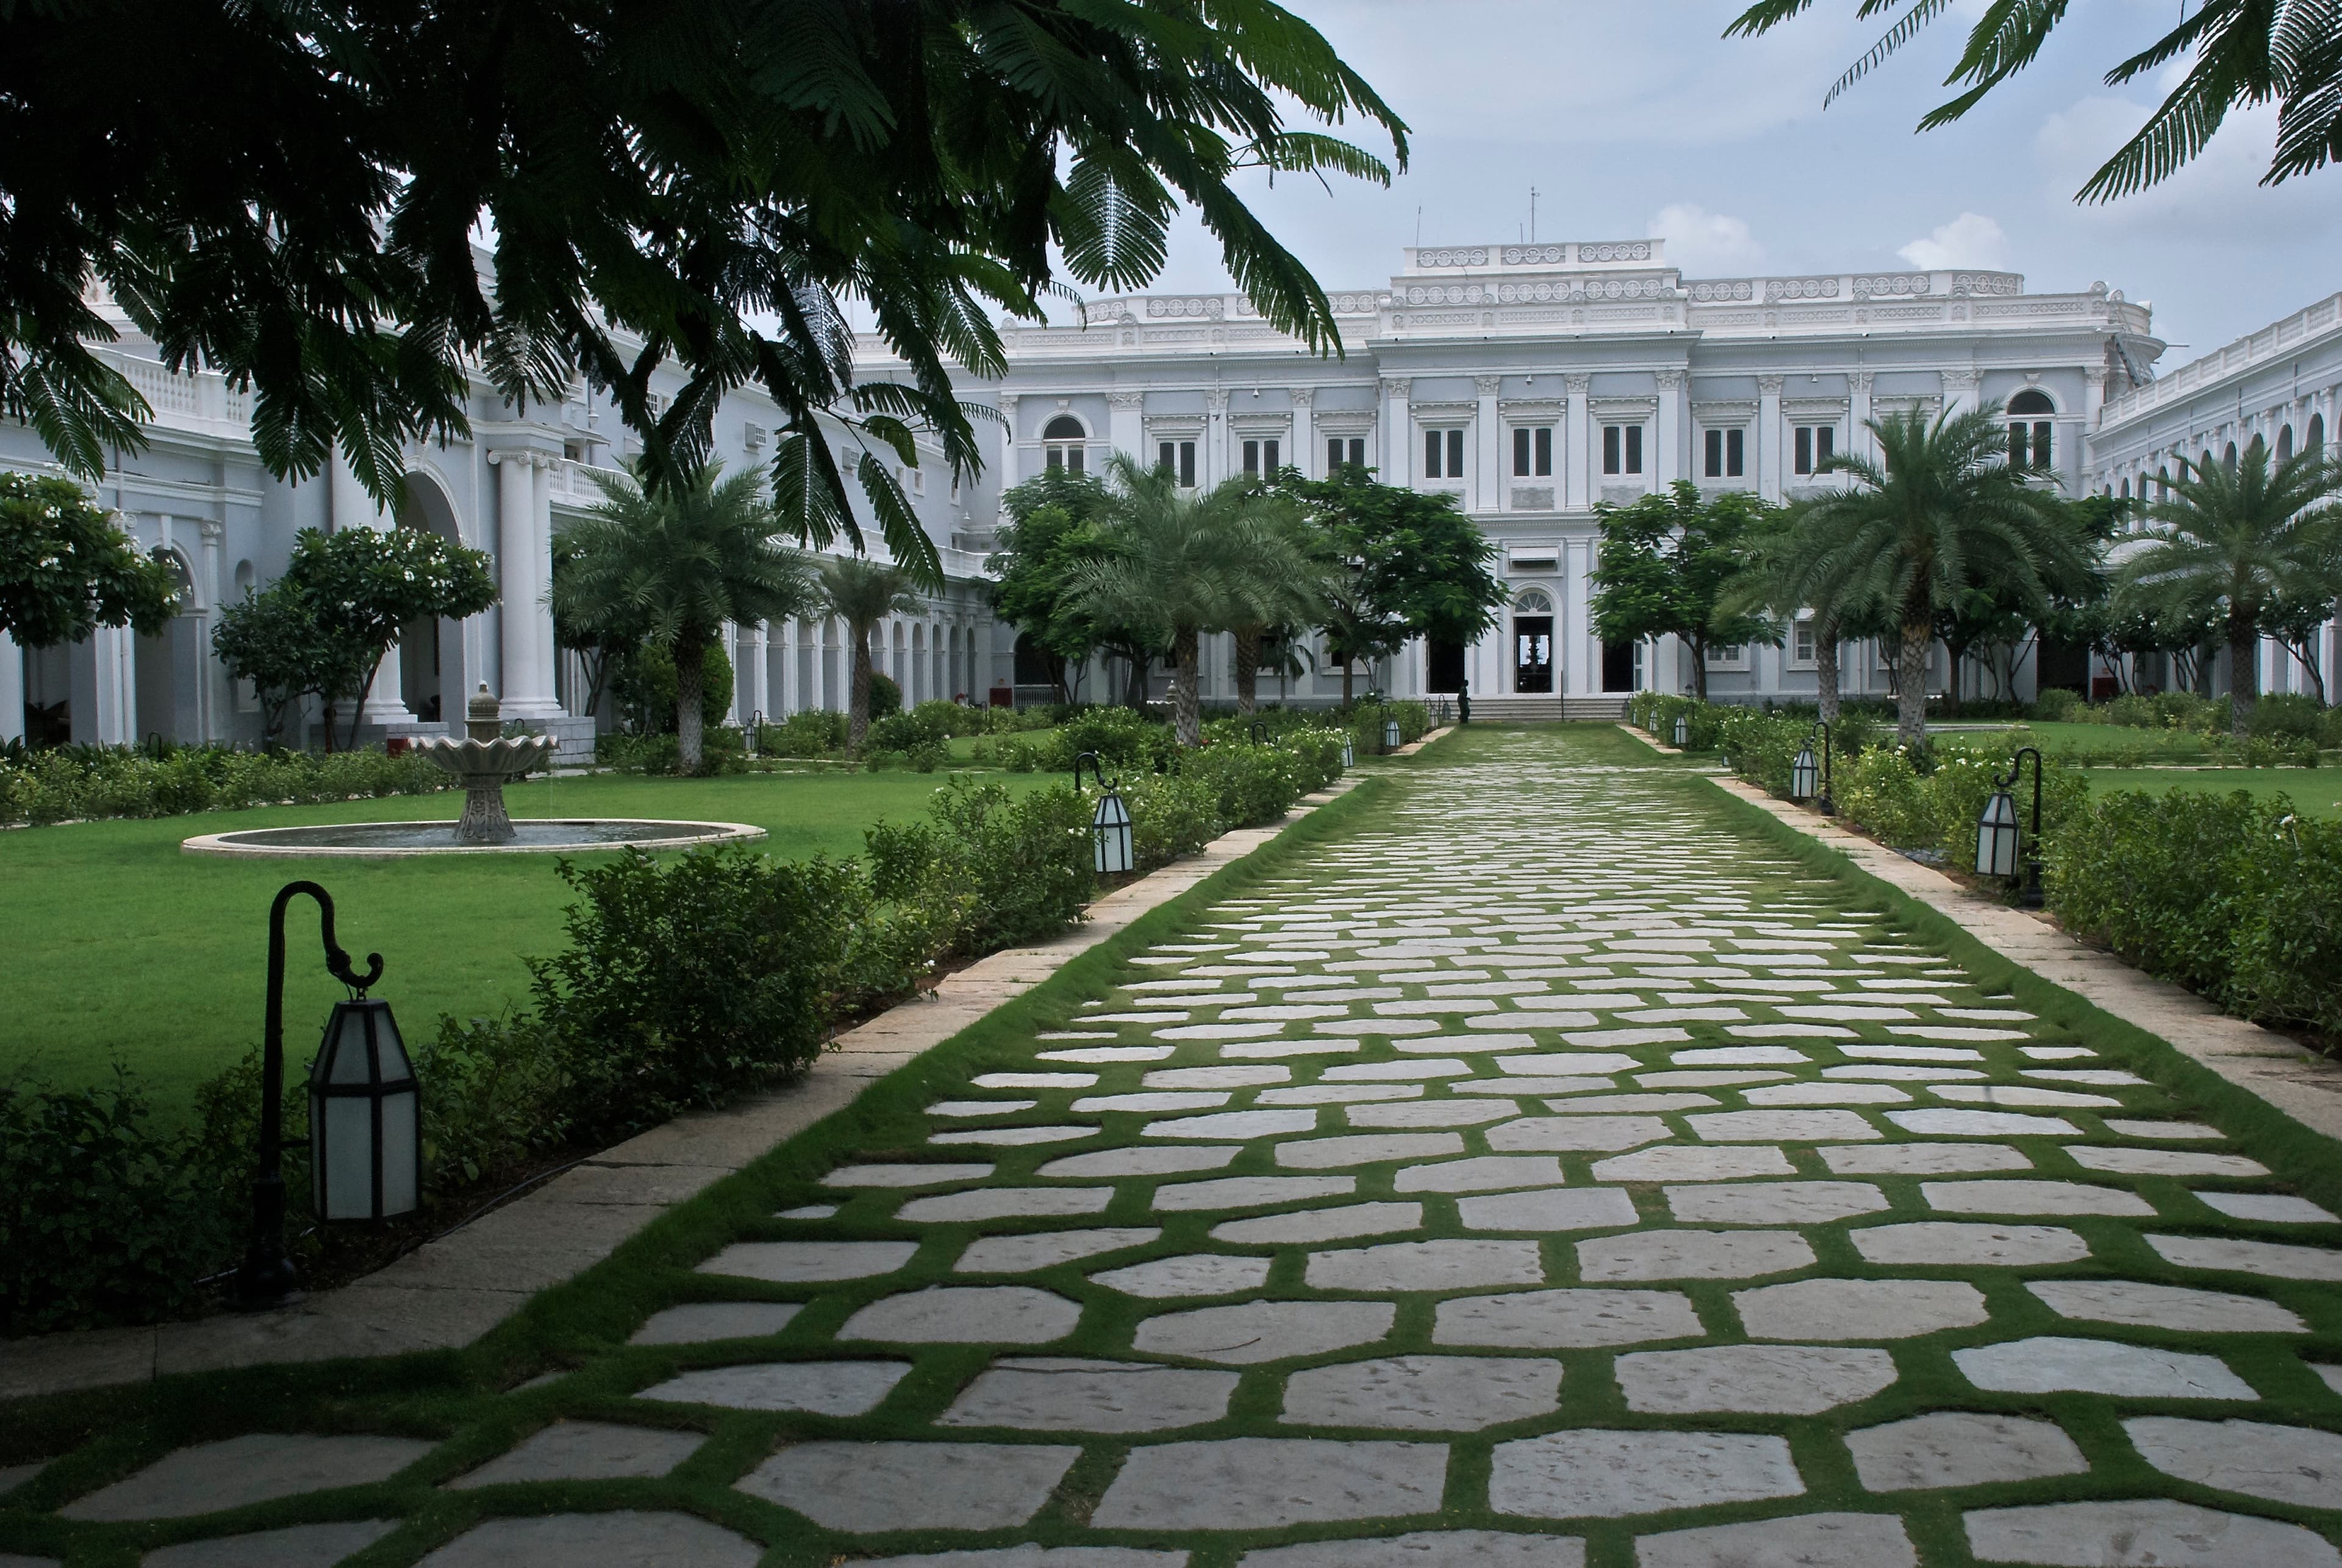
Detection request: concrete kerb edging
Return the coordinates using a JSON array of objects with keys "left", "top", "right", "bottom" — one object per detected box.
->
[
  {"left": 1611, "top": 720, "right": 2342, "bottom": 1147},
  {"left": 0, "top": 766, "right": 1389, "bottom": 1403}
]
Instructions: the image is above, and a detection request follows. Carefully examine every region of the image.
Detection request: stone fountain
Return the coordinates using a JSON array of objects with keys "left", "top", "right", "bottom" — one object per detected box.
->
[
  {"left": 180, "top": 685, "right": 766, "bottom": 860},
  {"left": 420, "top": 686, "right": 557, "bottom": 844}
]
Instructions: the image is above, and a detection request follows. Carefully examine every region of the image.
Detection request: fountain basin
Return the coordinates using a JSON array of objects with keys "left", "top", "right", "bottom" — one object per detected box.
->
[{"left": 182, "top": 819, "right": 766, "bottom": 859}]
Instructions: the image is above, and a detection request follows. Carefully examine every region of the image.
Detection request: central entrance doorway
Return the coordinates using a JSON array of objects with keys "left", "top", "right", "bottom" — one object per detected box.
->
[{"left": 1513, "top": 588, "right": 1555, "bottom": 694}]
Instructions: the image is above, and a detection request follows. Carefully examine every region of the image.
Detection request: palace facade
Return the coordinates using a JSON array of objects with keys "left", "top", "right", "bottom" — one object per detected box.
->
[{"left": 4, "top": 237, "right": 2338, "bottom": 746}]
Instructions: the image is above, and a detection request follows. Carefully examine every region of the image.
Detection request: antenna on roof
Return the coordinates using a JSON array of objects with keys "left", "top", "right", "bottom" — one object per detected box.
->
[
  {"left": 1530, "top": 187, "right": 1539, "bottom": 244},
  {"left": 1415, "top": 206, "right": 1423, "bottom": 248}
]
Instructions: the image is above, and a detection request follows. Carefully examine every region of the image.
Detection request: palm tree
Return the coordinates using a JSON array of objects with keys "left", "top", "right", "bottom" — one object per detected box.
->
[
  {"left": 1224, "top": 499, "right": 1333, "bottom": 714},
  {"left": 551, "top": 462, "right": 815, "bottom": 772},
  {"left": 1793, "top": 404, "right": 2089, "bottom": 747},
  {"left": 1725, "top": 500, "right": 1890, "bottom": 727},
  {"left": 1071, "top": 454, "right": 1291, "bottom": 745},
  {"left": 817, "top": 554, "right": 924, "bottom": 751},
  {"left": 2117, "top": 438, "right": 2342, "bottom": 736}
]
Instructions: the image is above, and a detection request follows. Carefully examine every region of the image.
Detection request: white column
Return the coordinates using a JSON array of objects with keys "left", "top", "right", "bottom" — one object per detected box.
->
[
  {"left": 1205, "top": 389, "right": 1230, "bottom": 487},
  {"left": 333, "top": 448, "right": 416, "bottom": 726},
  {"left": 1849, "top": 370, "right": 1875, "bottom": 464},
  {"left": 1655, "top": 370, "right": 1684, "bottom": 487},
  {"left": 1107, "top": 390, "right": 1144, "bottom": 465},
  {"left": 197, "top": 520, "right": 225, "bottom": 740},
  {"left": 1563, "top": 374, "right": 1591, "bottom": 510},
  {"left": 1473, "top": 376, "right": 1502, "bottom": 511},
  {"left": 811, "top": 619, "right": 828, "bottom": 711},
  {"left": 93, "top": 623, "right": 135, "bottom": 745},
  {"left": 1942, "top": 367, "right": 1980, "bottom": 419},
  {"left": 997, "top": 395, "right": 1020, "bottom": 499},
  {"left": 1756, "top": 374, "right": 1785, "bottom": 504},
  {"left": 1289, "top": 388, "right": 1314, "bottom": 479},
  {"left": 1381, "top": 378, "right": 1413, "bottom": 487},
  {"left": 531, "top": 457, "right": 562, "bottom": 715},
  {"left": 0, "top": 631, "right": 22, "bottom": 743},
  {"left": 491, "top": 450, "right": 546, "bottom": 715}
]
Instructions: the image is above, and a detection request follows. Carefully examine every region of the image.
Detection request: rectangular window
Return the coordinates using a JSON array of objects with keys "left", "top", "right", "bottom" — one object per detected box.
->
[
  {"left": 1425, "top": 428, "right": 1443, "bottom": 478},
  {"left": 1159, "top": 440, "right": 1195, "bottom": 487},
  {"left": 1794, "top": 426, "right": 1812, "bottom": 475},
  {"left": 1705, "top": 428, "right": 1724, "bottom": 478},
  {"left": 1330, "top": 437, "right": 1345, "bottom": 474},
  {"left": 1603, "top": 424, "right": 1622, "bottom": 474},
  {"left": 1423, "top": 428, "right": 1465, "bottom": 479},
  {"left": 1624, "top": 426, "right": 1642, "bottom": 474},
  {"left": 1794, "top": 618, "right": 1816, "bottom": 664},
  {"left": 1447, "top": 428, "right": 1464, "bottom": 478},
  {"left": 1243, "top": 440, "right": 1260, "bottom": 476},
  {"left": 1264, "top": 438, "right": 1278, "bottom": 472},
  {"left": 1794, "top": 426, "right": 1835, "bottom": 475},
  {"left": 1727, "top": 428, "right": 1744, "bottom": 477},
  {"left": 1513, "top": 426, "right": 1554, "bottom": 477},
  {"left": 1535, "top": 426, "right": 1552, "bottom": 476},
  {"left": 1514, "top": 426, "right": 1531, "bottom": 476}
]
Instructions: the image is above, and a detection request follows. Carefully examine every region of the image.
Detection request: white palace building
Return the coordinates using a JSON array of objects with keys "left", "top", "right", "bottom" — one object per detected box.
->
[{"left": 4, "top": 236, "right": 2340, "bottom": 747}]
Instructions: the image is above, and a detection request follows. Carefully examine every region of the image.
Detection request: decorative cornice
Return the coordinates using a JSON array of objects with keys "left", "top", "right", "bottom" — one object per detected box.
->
[
  {"left": 1653, "top": 370, "right": 1685, "bottom": 390},
  {"left": 1380, "top": 378, "right": 1413, "bottom": 399},
  {"left": 1204, "top": 388, "right": 1230, "bottom": 412},
  {"left": 198, "top": 519, "right": 225, "bottom": 542},
  {"left": 1941, "top": 369, "right": 1981, "bottom": 391},
  {"left": 1562, "top": 373, "right": 1592, "bottom": 394},
  {"left": 1474, "top": 375, "right": 1503, "bottom": 396},
  {"left": 1849, "top": 370, "right": 1875, "bottom": 395},
  {"left": 1106, "top": 390, "right": 1144, "bottom": 409},
  {"left": 1287, "top": 387, "right": 1314, "bottom": 409},
  {"left": 1756, "top": 374, "right": 1787, "bottom": 396}
]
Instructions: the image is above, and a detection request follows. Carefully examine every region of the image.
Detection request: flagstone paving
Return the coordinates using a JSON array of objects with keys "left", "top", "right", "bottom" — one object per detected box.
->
[{"left": 13, "top": 725, "right": 2342, "bottom": 1564}]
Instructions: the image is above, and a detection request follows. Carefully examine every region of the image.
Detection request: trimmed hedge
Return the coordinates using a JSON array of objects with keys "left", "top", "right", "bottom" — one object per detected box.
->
[{"left": 0, "top": 742, "right": 451, "bottom": 826}]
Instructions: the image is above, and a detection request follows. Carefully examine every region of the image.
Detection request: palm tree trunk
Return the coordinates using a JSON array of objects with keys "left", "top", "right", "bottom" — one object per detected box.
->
[
  {"left": 675, "top": 637, "right": 706, "bottom": 773},
  {"left": 2229, "top": 615, "right": 2258, "bottom": 739},
  {"left": 1815, "top": 617, "right": 1841, "bottom": 726},
  {"left": 1233, "top": 626, "right": 1260, "bottom": 714},
  {"left": 1340, "top": 657, "right": 1355, "bottom": 704},
  {"left": 1897, "top": 618, "right": 1932, "bottom": 748},
  {"left": 849, "top": 625, "right": 873, "bottom": 751},
  {"left": 1172, "top": 625, "right": 1202, "bottom": 746}
]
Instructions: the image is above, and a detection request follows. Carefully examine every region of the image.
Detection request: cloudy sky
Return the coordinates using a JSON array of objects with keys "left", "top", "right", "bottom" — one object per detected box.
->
[{"left": 1107, "top": 0, "right": 2338, "bottom": 368}]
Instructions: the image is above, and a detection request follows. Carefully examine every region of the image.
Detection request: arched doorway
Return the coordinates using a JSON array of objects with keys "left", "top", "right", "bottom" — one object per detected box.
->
[
  {"left": 396, "top": 472, "right": 466, "bottom": 725},
  {"left": 135, "top": 548, "right": 201, "bottom": 743},
  {"left": 1513, "top": 587, "right": 1555, "bottom": 694}
]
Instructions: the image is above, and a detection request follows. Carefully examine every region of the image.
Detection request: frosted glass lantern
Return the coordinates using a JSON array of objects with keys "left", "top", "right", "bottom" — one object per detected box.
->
[
  {"left": 1790, "top": 743, "right": 1819, "bottom": 800},
  {"left": 1975, "top": 787, "right": 2022, "bottom": 879},
  {"left": 1092, "top": 786, "right": 1134, "bottom": 875},
  {"left": 307, "top": 997, "right": 420, "bottom": 1222}
]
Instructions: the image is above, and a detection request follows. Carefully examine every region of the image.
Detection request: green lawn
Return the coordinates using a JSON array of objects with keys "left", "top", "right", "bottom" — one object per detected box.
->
[
  {"left": 2077, "top": 764, "right": 2342, "bottom": 819},
  {"left": 0, "top": 767, "right": 1047, "bottom": 1120}
]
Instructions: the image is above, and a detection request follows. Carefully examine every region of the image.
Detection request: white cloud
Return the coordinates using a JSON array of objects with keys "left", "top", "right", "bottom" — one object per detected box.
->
[
  {"left": 2033, "top": 95, "right": 2338, "bottom": 246},
  {"left": 1648, "top": 204, "right": 1766, "bottom": 274},
  {"left": 1898, "top": 212, "right": 2011, "bottom": 270}
]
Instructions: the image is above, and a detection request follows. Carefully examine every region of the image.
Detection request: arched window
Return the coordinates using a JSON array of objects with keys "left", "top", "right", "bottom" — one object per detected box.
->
[
  {"left": 2158, "top": 465, "right": 2171, "bottom": 499},
  {"left": 1514, "top": 587, "right": 1555, "bottom": 613},
  {"left": 2223, "top": 441, "right": 2239, "bottom": 474},
  {"left": 2278, "top": 425, "right": 2295, "bottom": 461},
  {"left": 2198, "top": 449, "right": 2215, "bottom": 478},
  {"left": 2310, "top": 414, "right": 2326, "bottom": 454},
  {"left": 2119, "top": 478, "right": 2130, "bottom": 499},
  {"left": 2007, "top": 389, "right": 2054, "bottom": 470},
  {"left": 1042, "top": 414, "right": 1087, "bottom": 473}
]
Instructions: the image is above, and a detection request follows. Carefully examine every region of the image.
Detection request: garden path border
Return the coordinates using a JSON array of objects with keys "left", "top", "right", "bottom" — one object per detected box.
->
[
  {"left": 1620, "top": 722, "right": 2342, "bottom": 1146},
  {"left": 1, "top": 735, "right": 1447, "bottom": 1404}
]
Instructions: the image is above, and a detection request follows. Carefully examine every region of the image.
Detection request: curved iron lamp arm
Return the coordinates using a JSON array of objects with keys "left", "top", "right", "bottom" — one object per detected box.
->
[{"left": 1994, "top": 746, "right": 2046, "bottom": 907}]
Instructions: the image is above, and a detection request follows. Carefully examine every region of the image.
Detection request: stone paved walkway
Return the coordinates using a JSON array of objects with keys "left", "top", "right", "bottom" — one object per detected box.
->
[{"left": 7, "top": 726, "right": 2342, "bottom": 1566}]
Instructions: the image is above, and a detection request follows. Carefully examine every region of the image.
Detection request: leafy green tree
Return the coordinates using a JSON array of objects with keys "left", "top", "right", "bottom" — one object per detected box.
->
[
  {"left": 1224, "top": 499, "right": 1333, "bottom": 716},
  {"left": 989, "top": 469, "right": 1121, "bottom": 703},
  {"left": 1274, "top": 469, "right": 1505, "bottom": 703},
  {"left": 1928, "top": 495, "right": 2113, "bottom": 712},
  {"left": 3, "top": 2, "right": 1403, "bottom": 582},
  {"left": 816, "top": 555, "right": 925, "bottom": 753},
  {"left": 2116, "top": 437, "right": 2342, "bottom": 736},
  {"left": 552, "top": 464, "right": 815, "bottom": 771},
  {"left": 1591, "top": 481, "right": 1783, "bottom": 703},
  {"left": 551, "top": 530, "right": 645, "bottom": 721},
  {"left": 288, "top": 524, "right": 499, "bottom": 746},
  {"left": 1791, "top": 404, "right": 2090, "bottom": 747},
  {"left": 1727, "top": 0, "right": 2342, "bottom": 199},
  {"left": 0, "top": 473, "right": 179, "bottom": 650},
  {"left": 210, "top": 583, "right": 359, "bottom": 746},
  {"left": 1072, "top": 456, "right": 1293, "bottom": 745}
]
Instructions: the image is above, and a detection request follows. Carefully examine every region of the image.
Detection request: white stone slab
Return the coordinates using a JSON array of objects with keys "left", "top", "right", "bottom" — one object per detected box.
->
[
  {"left": 957, "top": 1229, "right": 1161, "bottom": 1274},
  {"left": 1639, "top": 1070, "right": 1794, "bottom": 1088},
  {"left": 2197, "top": 1191, "right": 2339, "bottom": 1223},
  {"left": 1922, "top": 1180, "right": 2157, "bottom": 1217},
  {"left": 145, "top": 1521, "right": 401, "bottom": 1568},
  {"left": 1734, "top": 1278, "right": 1988, "bottom": 1341},
  {"left": 60, "top": 1434, "right": 429, "bottom": 1524},
  {"left": 1635, "top": 1513, "right": 1917, "bottom": 1568},
  {"left": 2125, "top": 1416, "right": 2342, "bottom": 1509},
  {"left": 1617, "top": 1345, "right": 1898, "bottom": 1414},
  {"left": 2065, "top": 1146, "right": 2269, "bottom": 1178},
  {"left": 1674, "top": 1047, "right": 1810, "bottom": 1065},
  {"left": 825, "top": 1163, "right": 994, "bottom": 1187},
  {"left": 1345, "top": 1100, "right": 1519, "bottom": 1128},
  {"left": 1495, "top": 1053, "right": 1641, "bottom": 1074},
  {"left": 1852, "top": 1221, "right": 2089, "bottom": 1267},
  {"left": 1154, "top": 1176, "right": 1357, "bottom": 1212},
  {"left": 418, "top": 1513, "right": 761, "bottom": 1568},
  {"left": 1739, "top": 1084, "right": 1908, "bottom": 1106},
  {"left": 1666, "top": 1181, "right": 1887, "bottom": 1226},
  {"left": 2149, "top": 1233, "right": 2342, "bottom": 1280},
  {"left": 1280, "top": 1353, "right": 1562, "bottom": 1433},
  {"left": 1145, "top": 1109, "right": 1318, "bottom": 1140},
  {"left": 1305, "top": 1238, "right": 1545, "bottom": 1292},
  {"left": 1955, "top": 1336, "right": 2255, "bottom": 1399},
  {"left": 1590, "top": 1146, "right": 1797, "bottom": 1183},
  {"left": 1261, "top": 1084, "right": 1423, "bottom": 1104},
  {"left": 635, "top": 1360, "right": 911, "bottom": 1416},
  {"left": 1211, "top": 1202, "right": 1422, "bottom": 1245},
  {"left": 930, "top": 1100, "right": 1039, "bottom": 1118},
  {"left": 697, "top": 1240, "right": 919, "bottom": 1283},
  {"left": 1484, "top": 1117, "right": 1671, "bottom": 1153},
  {"left": 1133, "top": 1301, "right": 1395, "bottom": 1364},
  {"left": 900, "top": 1187, "right": 1115, "bottom": 1223},
  {"left": 975, "top": 1073, "right": 1097, "bottom": 1089},
  {"left": 1276, "top": 1133, "right": 1466, "bottom": 1168},
  {"left": 1092, "top": 1253, "right": 1272, "bottom": 1299},
  {"left": 1090, "top": 1438, "right": 1447, "bottom": 1530},
  {"left": 1456, "top": 1187, "right": 1641, "bottom": 1234},
  {"left": 1847, "top": 1411, "right": 2086, "bottom": 1492},
  {"left": 1488, "top": 1430, "right": 1802, "bottom": 1519},
  {"left": 1538, "top": 1092, "right": 1719, "bottom": 1113},
  {"left": 1933, "top": 1085, "right": 2120, "bottom": 1109},
  {"left": 1076, "top": 1092, "right": 1232, "bottom": 1113},
  {"left": 449, "top": 1422, "right": 704, "bottom": 1488},
  {"left": 2027, "top": 1279, "right": 2307, "bottom": 1333},
  {"left": 1842, "top": 1045, "right": 1982, "bottom": 1062},
  {"left": 1818, "top": 1143, "right": 2029, "bottom": 1176},
  {"left": 1690, "top": 1109, "right": 1880, "bottom": 1142},
  {"left": 1433, "top": 1288, "right": 1703, "bottom": 1348},
  {"left": 1964, "top": 1500, "right": 2342, "bottom": 1567},
  {"left": 1040, "top": 1146, "right": 1236, "bottom": 1178},
  {"left": 1886, "top": 1109, "right": 2077, "bottom": 1138},
  {"left": 1236, "top": 1531, "right": 1578, "bottom": 1567},
  {"left": 1223, "top": 1039, "right": 1364, "bottom": 1059},
  {"left": 1159, "top": 1023, "right": 1283, "bottom": 1040},
  {"left": 1039, "top": 1046, "right": 1176, "bottom": 1063},
  {"left": 1578, "top": 1229, "right": 1817, "bottom": 1283},
  {"left": 735, "top": 1441, "right": 1078, "bottom": 1531},
  {"left": 933, "top": 1125, "right": 1098, "bottom": 1147},
  {"left": 1395, "top": 1156, "right": 1567, "bottom": 1194},
  {"left": 840, "top": 1286, "right": 1083, "bottom": 1344},
  {"left": 1831, "top": 1065, "right": 1984, "bottom": 1081},
  {"left": 1323, "top": 1059, "right": 1474, "bottom": 1081},
  {"left": 938, "top": 1356, "right": 1237, "bottom": 1433},
  {"left": 2103, "top": 1119, "right": 2221, "bottom": 1140}
]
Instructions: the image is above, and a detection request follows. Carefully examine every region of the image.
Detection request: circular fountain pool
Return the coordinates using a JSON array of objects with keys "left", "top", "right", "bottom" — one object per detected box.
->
[{"left": 182, "top": 818, "right": 766, "bottom": 859}]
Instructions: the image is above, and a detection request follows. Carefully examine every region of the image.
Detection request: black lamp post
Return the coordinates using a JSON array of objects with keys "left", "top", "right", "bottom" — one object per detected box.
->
[
  {"left": 237, "top": 881, "right": 404, "bottom": 1308},
  {"left": 1976, "top": 745, "right": 2045, "bottom": 908},
  {"left": 1248, "top": 721, "right": 1269, "bottom": 745},
  {"left": 1790, "top": 721, "right": 1835, "bottom": 815},
  {"left": 746, "top": 709, "right": 763, "bottom": 757},
  {"left": 1458, "top": 676, "right": 1471, "bottom": 726}
]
